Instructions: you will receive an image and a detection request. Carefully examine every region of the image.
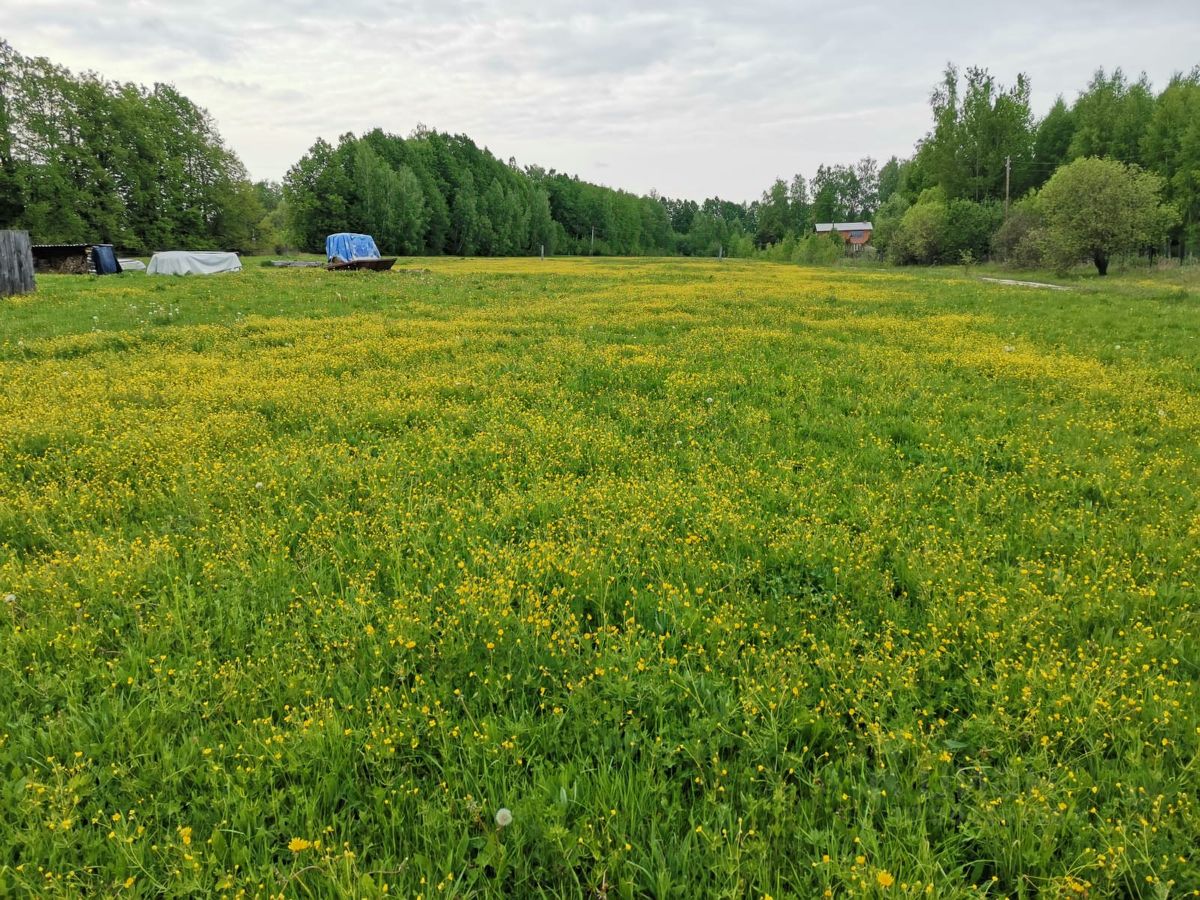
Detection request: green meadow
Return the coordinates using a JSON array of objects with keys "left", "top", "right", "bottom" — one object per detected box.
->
[{"left": 1, "top": 259, "right": 1197, "bottom": 898}]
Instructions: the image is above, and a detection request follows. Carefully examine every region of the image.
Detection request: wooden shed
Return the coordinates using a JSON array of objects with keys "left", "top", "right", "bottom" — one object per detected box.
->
[{"left": 31, "top": 243, "right": 122, "bottom": 275}]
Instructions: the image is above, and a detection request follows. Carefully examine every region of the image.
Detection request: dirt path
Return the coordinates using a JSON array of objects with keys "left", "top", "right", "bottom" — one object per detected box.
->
[{"left": 980, "top": 276, "right": 1070, "bottom": 291}]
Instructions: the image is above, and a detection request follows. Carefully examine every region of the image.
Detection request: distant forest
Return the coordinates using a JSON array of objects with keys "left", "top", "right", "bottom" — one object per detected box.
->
[
  {"left": 0, "top": 41, "right": 271, "bottom": 254},
  {"left": 2, "top": 39, "right": 1198, "bottom": 262}
]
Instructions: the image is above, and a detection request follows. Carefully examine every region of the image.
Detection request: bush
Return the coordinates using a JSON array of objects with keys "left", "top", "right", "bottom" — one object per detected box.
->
[
  {"left": 872, "top": 194, "right": 910, "bottom": 255},
  {"left": 726, "top": 233, "right": 756, "bottom": 258},
  {"left": 889, "top": 193, "right": 1000, "bottom": 266},
  {"left": 943, "top": 199, "right": 1002, "bottom": 263},
  {"left": 991, "top": 197, "right": 1044, "bottom": 267},
  {"left": 760, "top": 234, "right": 798, "bottom": 262},
  {"left": 890, "top": 198, "right": 949, "bottom": 265},
  {"left": 757, "top": 231, "right": 853, "bottom": 266},
  {"left": 841, "top": 245, "right": 881, "bottom": 265},
  {"left": 795, "top": 232, "right": 845, "bottom": 265}
]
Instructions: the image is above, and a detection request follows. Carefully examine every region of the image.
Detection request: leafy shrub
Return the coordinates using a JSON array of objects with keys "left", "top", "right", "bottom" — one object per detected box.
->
[
  {"left": 943, "top": 199, "right": 1002, "bottom": 262},
  {"left": 991, "top": 196, "right": 1045, "bottom": 267},
  {"left": 795, "top": 232, "right": 846, "bottom": 265},
  {"left": 890, "top": 193, "right": 949, "bottom": 264},
  {"left": 889, "top": 191, "right": 1000, "bottom": 265},
  {"left": 872, "top": 194, "right": 910, "bottom": 255}
]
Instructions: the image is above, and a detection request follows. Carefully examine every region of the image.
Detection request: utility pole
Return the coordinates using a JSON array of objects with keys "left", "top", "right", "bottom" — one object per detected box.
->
[
  {"left": 1004, "top": 155, "right": 1011, "bottom": 219},
  {"left": 590, "top": 226, "right": 595, "bottom": 256}
]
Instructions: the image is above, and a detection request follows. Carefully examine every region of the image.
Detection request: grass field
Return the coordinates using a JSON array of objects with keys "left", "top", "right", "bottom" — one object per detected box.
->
[{"left": 1, "top": 258, "right": 1198, "bottom": 898}]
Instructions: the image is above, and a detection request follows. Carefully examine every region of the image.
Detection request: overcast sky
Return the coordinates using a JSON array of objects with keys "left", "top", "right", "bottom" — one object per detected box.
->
[{"left": 7, "top": 1, "right": 1200, "bottom": 201}]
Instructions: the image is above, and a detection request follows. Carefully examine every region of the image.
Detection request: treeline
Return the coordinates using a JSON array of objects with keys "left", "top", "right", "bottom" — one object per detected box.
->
[
  {"left": 868, "top": 65, "right": 1200, "bottom": 266},
  {"left": 0, "top": 40, "right": 269, "bottom": 253},
  {"left": 3, "top": 37, "right": 1196, "bottom": 269},
  {"left": 725, "top": 64, "right": 1197, "bottom": 267},
  {"left": 288, "top": 61, "right": 1197, "bottom": 269},
  {"left": 284, "top": 128, "right": 676, "bottom": 257},
  {"left": 284, "top": 128, "right": 885, "bottom": 260}
]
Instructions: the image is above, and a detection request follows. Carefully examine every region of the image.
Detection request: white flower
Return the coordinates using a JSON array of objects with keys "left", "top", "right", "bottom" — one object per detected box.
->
[
  {"left": 495, "top": 807, "right": 513, "bottom": 827},
  {"left": 705, "top": 397, "right": 714, "bottom": 404},
  {"left": 254, "top": 481, "right": 265, "bottom": 491},
  {"left": 1003, "top": 345, "right": 1015, "bottom": 353},
  {"left": 3, "top": 593, "right": 15, "bottom": 604}
]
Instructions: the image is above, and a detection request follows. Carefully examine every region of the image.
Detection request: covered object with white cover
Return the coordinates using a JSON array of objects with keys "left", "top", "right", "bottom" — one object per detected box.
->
[{"left": 147, "top": 251, "right": 241, "bottom": 275}]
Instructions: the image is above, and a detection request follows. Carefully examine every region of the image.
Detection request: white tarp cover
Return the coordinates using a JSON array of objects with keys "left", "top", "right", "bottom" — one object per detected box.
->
[
  {"left": 118, "top": 259, "right": 147, "bottom": 272},
  {"left": 147, "top": 251, "right": 241, "bottom": 275}
]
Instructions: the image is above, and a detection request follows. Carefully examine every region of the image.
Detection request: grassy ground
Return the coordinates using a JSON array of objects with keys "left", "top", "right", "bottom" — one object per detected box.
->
[{"left": 1, "top": 258, "right": 1197, "bottom": 898}]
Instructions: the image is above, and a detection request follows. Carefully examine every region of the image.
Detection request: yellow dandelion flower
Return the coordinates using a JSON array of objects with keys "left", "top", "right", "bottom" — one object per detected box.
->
[{"left": 288, "top": 837, "right": 313, "bottom": 853}]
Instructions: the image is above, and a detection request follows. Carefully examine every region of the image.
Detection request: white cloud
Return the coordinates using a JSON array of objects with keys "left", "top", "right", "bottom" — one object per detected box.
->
[{"left": 6, "top": 0, "right": 1199, "bottom": 201}]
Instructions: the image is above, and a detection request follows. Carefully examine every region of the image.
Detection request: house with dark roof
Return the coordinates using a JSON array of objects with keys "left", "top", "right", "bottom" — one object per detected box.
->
[{"left": 814, "top": 222, "right": 873, "bottom": 251}]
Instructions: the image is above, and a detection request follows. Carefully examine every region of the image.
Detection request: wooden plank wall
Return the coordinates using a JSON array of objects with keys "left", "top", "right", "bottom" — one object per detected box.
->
[{"left": 0, "top": 230, "right": 36, "bottom": 296}]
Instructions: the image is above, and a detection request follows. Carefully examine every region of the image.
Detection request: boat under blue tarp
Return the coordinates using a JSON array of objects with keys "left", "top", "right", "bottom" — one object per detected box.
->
[{"left": 325, "top": 233, "right": 381, "bottom": 263}]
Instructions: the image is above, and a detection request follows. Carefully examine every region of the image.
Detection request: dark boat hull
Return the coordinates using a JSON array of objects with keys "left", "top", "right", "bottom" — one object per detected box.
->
[{"left": 326, "top": 258, "right": 397, "bottom": 271}]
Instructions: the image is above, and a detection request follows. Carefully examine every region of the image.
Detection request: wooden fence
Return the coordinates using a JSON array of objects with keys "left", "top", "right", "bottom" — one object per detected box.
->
[{"left": 1, "top": 230, "right": 36, "bottom": 296}]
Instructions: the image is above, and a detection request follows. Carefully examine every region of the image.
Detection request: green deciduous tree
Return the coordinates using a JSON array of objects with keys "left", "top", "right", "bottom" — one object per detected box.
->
[
  {"left": 919, "top": 64, "right": 1035, "bottom": 202},
  {"left": 355, "top": 144, "right": 428, "bottom": 254},
  {"left": 811, "top": 164, "right": 864, "bottom": 222},
  {"left": 0, "top": 45, "right": 24, "bottom": 226},
  {"left": 0, "top": 40, "right": 261, "bottom": 250},
  {"left": 755, "top": 179, "right": 792, "bottom": 246},
  {"left": 871, "top": 193, "right": 910, "bottom": 255},
  {"left": 1032, "top": 97, "right": 1075, "bottom": 185},
  {"left": 1140, "top": 69, "right": 1200, "bottom": 258},
  {"left": 284, "top": 137, "right": 354, "bottom": 252},
  {"left": 1037, "top": 156, "right": 1177, "bottom": 275},
  {"left": 1068, "top": 69, "right": 1155, "bottom": 165},
  {"left": 890, "top": 189, "right": 950, "bottom": 265},
  {"left": 877, "top": 157, "right": 903, "bottom": 204}
]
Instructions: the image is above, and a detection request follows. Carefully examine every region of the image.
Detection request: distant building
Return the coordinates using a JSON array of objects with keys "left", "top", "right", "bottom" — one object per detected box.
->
[{"left": 814, "top": 222, "right": 873, "bottom": 251}]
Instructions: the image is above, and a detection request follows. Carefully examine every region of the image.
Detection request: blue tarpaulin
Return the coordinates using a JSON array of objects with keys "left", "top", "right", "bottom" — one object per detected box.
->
[
  {"left": 325, "top": 233, "right": 381, "bottom": 263},
  {"left": 91, "top": 244, "right": 121, "bottom": 275}
]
